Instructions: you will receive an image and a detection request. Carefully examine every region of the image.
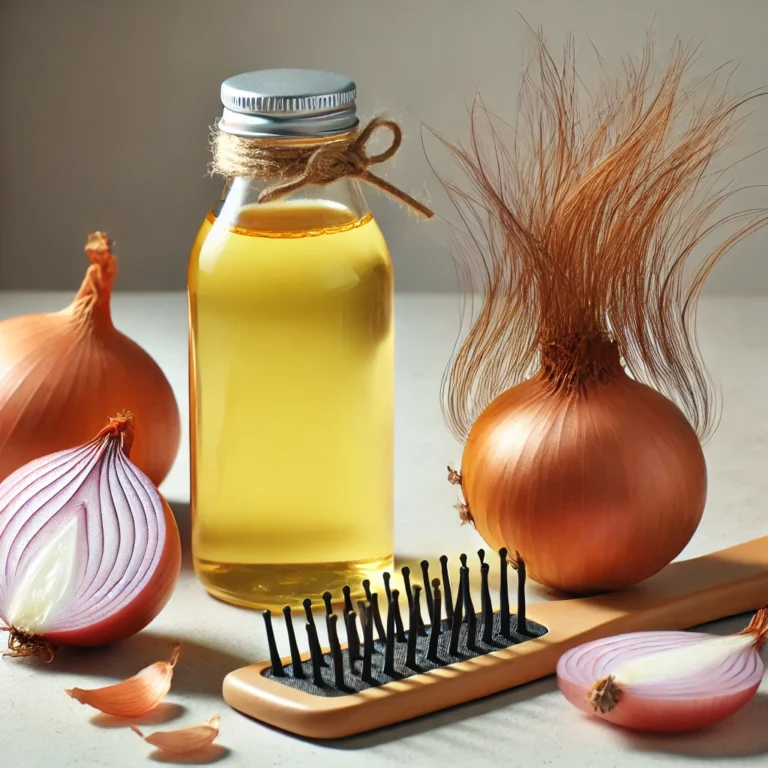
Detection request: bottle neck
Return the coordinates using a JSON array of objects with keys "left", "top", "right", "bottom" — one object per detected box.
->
[
  {"left": 211, "top": 131, "right": 371, "bottom": 230},
  {"left": 213, "top": 175, "right": 370, "bottom": 227}
]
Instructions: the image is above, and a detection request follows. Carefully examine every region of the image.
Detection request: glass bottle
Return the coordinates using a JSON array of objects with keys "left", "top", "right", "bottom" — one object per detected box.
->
[{"left": 188, "top": 70, "right": 394, "bottom": 611}]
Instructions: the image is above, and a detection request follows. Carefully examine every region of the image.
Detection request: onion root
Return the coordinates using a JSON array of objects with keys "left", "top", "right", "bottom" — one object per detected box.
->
[
  {"left": 2, "top": 626, "right": 54, "bottom": 662},
  {"left": 589, "top": 675, "right": 622, "bottom": 714},
  {"left": 447, "top": 466, "right": 463, "bottom": 485}
]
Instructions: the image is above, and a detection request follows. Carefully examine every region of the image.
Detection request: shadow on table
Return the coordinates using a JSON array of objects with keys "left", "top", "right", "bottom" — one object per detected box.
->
[
  {"left": 28, "top": 630, "right": 250, "bottom": 699},
  {"left": 276, "top": 681, "right": 768, "bottom": 757},
  {"left": 168, "top": 500, "right": 194, "bottom": 572},
  {"left": 614, "top": 692, "right": 768, "bottom": 759},
  {"left": 149, "top": 745, "right": 231, "bottom": 765},
  {"left": 90, "top": 702, "right": 186, "bottom": 728}
]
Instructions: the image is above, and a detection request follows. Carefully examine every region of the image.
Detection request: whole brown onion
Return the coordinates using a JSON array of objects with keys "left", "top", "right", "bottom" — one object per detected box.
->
[
  {"left": 461, "top": 343, "right": 706, "bottom": 593},
  {"left": 0, "top": 233, "right": 180, "bottom": 486}
]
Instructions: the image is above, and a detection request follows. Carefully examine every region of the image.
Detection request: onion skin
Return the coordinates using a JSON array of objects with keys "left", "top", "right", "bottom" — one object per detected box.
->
[
  {"left": 461, "top": 346, "right": 706, "bottom": 593},
  {"left": 67, "top": 645, "right": 181, "bottom": 716},
  {"left": 0, "top": 233, "right": 180, "bottom": 486},
  {"left": 132, "top": 716, "right": 221, "bottom": 755},
  {"left": 43, "top": 497, "right": 181, "bottom": 648}
]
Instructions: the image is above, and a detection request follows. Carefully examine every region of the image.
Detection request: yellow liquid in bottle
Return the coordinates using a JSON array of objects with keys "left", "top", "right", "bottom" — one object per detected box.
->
[{"left": 188, "top": 200, "right": 394, "bottom": 610}]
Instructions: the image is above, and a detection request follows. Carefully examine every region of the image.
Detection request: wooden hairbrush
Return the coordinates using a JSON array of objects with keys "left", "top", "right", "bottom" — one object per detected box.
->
[{"left": 223, "top": 535, "right": 768, "bottom": 739}]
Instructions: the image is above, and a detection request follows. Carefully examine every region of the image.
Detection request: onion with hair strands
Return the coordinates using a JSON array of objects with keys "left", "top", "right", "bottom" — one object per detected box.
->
[{"left": 434, "top": 34, "right": 768, "bottom": 594}]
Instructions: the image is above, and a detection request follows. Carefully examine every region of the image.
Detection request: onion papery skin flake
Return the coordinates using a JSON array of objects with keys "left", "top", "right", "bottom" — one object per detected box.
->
[
  {"left": 557, "top": 628, "right": 765, "bottom": 733},
  {"left": 0, "top": 415, "right": 181, "bottom": 649},
  {"left": 462, "top": 358, "right": 707, "bottom": 594}
]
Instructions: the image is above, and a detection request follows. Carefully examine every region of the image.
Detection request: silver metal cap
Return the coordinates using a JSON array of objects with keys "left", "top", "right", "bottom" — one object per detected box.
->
[{"left": 217, "top": 69, "right": 359, "bottom": 139}]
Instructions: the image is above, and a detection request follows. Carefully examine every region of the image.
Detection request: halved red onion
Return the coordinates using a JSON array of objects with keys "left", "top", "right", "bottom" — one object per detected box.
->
[
  {"left": 0, "top": 414, "right": 181, "bottom": 651},
  {"left": 557, "top": 611, "right": 767, "bottom": 733}
]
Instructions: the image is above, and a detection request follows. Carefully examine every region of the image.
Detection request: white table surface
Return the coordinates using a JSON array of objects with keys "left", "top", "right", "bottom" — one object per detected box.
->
[{"left": 0, "top": 290, "right": 767, "bottom": 767}]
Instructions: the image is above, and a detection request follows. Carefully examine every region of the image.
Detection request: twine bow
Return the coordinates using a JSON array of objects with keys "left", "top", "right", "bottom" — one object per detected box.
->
[{"left": 211, "top": 117, "right": 434, "bottom": 218}]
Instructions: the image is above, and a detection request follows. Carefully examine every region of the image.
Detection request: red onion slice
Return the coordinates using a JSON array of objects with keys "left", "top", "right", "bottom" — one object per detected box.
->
[
  {"left": 0, "top": 415, "right": 180, "bottom": 649},
  {"left": 557, "top": 619, "right": 766, "bottom": 733}
]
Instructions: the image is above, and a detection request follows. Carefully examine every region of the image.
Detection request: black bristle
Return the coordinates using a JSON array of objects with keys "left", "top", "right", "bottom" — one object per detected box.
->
[
  {"left": 362, "top": 579, "right": 373, "bottom": 602},
  {"left": 440, "top": 555, "right": 454, "bottom": 625},
  {"left": 448, "top": 571, "right": 465, "bottom": 656},
  {"left": 421, "top": 560, "right": 433, "bottom": 619},
  {"left": 384, "top": 594, "right": 396, "bottom": 677},
  {"left": 480, "top": 562, "right": 489, "bottom": 617},
  {"left": 282, "top": 606, "right": 305, "bottom": 679},
  {"left": 371, "top": 592, "right": 386, "bottom": 643},
  {"left": 391, "top": 589, "right": 406, "bottom": 642},
  {"left": 412, "top": 584, "right": 425, "bottom": 631},
  {"left": 431, "top": 578, "right": 441, "bottom": 616},
  {"left": 462, "top": 568, "right": 477, "bottom": 651},
  {"left": 406, "top": 585, "right": 421, "bottom": 669},
  {"left": 467, "top": 609, "right": 477, "bottom": 650},
  {"left": 303, "top": 598, "right": 326, "bottom": 667},
  {"left": 362, "top": 602, "right": 374, "bottom": 681},
  {"left": 459, "top": 553, "right": 468, "bottom": 568},
  {"left": 402, "top": 565, "right": 424, "bottom": 634},
  {"left": 481, "top": 563, "right": 493, "bottom": 644},
  {"left": 327, "top": 614, "right": 345, "bottom": 689},
  {"left": 414, "top": 583, "right": 428, "bottom": 638},
  {"left": 357, "top": 599, "right": 369, "bottom": 640},
  {"left": 306, "top": 623, "right": 323, "bottom": 686},
  {"left": 461, "top": 561, "right": 473, "bottom": 620},
  {"left": 402, "top": 566, "right": 413, "bottom": 608},
  {"left": 383, "top": 571, "right": 392, "bottom": 603},
  {"left": 263, "top": 610, "right": 284, "bottom": 677},
  {"left": 499, "top": 547, "right": 510, "bottom": 639},
  {"left": 478, "top": 548, "right": 485, "bottom": 565},
  {"left": 427, "top": 580, "right": 442, "bottom": 662},
  {"left": 342, "top": 585, "right": 353, "bottom": 616},
  {"left": 516, "top": 553, "right": 529, "bottom": 635},
  {"left": 346, "top": 610, "right": 361, "bottom": 664},
  {"left": 322, "top": 591, "right": 333, "bottom": 616}
]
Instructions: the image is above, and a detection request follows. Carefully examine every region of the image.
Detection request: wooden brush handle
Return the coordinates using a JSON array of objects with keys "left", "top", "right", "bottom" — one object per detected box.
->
[{"left": 536, "top": 534, "right": 768, "bottom": 634}]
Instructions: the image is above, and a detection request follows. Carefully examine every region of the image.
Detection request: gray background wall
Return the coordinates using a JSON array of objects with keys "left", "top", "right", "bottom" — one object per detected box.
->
[{"left": 1, "top": 0, "right": 767, "bottom": 293}]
